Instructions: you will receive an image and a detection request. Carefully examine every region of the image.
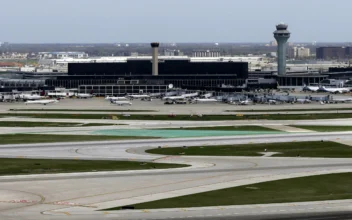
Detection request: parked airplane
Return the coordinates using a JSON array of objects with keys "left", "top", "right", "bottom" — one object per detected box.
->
[
  {"left": 319, "top": 86, "right": 350, "bottom": 94},
  {"left": 47, "top": 91, "right": 74, "bottom": 98},
  {"left": 193, "top": 98, "right": 218, "bottom": 103},
  {"left": 110, "top": 100, "right": 132, "bottom": 106},
  {"left": 127, "top": 94, "right": 150, "bottom": 99},
  {"left": 239, "top": 100, "right": 252, "bottom": 105},
  {"left": 201, "top": 93, "right": 213, "bottom": 99},
  {"left": 332, "top": 98, "right": 352, "bottom": 103},
  {"left": 105, "top": 96, "right": 128, "bottom": 101},
  {"left": 268, "top": 99, "right": 277, "bottom": 104},
  {"left": 25, "top": 99, "right": 59, "bottom": 105},
  {"left": 162, "top": 96, "right": 186, "bottom": 101},
  {"left": 296, "top": 98, "right": 311, "bottom": 104},
  {"left": 148, "top": 93, "right": 162, "bottom": 97},
  {"left": 182, "top": 92, "right": 199, "bottom": 98},
  {"left": 76, "top": 93, "right": 93, "bottom": 99},
  {"left": 19, "top": 94, "right": 42, "bottom": 101},
  {"left": 303, "top": 85, "right": 319, "bottom": 92}
]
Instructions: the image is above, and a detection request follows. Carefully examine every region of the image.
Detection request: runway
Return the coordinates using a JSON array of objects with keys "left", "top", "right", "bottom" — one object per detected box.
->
[{"left": 0, "top": 132, "right": 352, "bottom": 219}]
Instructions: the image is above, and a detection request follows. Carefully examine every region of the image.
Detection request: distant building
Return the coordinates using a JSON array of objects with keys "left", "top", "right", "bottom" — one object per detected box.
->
[
  {"left": 130, "top": 52, "right": 139, "bottom": 56},
  {"left": 269, "top": 40, "right": 278, "bottom": 47},
  {"left": 268, "top": 52, "right": 277, "bottom": 58},
  {"left": 38, "top": 52, "right": 88, "bottom": 59},
  {"left": 288, "top": 47, "right": 310, "bottom": 59},
  {"left": 287, "top": 47, "right": 296, "bottom": 59},
  {"left": 346, "top": 47, "right": 352, "bottom": 58},
  {"left": 163, "top": 49, "right": 184, "bottom": 56},
  {"left": 316, "top": 47, "right": 352, "bottom": 60},
  {"left": 192, "top": 50, "right": 221, "bottom": 57},
  {"left": 297, "top": 47, "right": 310, "bottom": 58}
]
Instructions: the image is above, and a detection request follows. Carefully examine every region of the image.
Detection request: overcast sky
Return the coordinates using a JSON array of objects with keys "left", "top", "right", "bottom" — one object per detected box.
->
[{"left": 1, "top": 0, "right": 351, "bottom": 43}]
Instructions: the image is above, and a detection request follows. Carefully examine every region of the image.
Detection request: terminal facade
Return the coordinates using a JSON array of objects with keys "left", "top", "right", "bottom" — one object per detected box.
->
[{"left": 45, "top": 58, "right": 249, "bottom": 92}]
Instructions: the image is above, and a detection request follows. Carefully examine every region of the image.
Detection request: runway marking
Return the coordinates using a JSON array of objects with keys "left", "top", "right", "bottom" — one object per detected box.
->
[
  {"left": 103, "top": 211, "right": 109, "bottom": 215},
  {"left": 62, "top": 212, "right": 71, "bottom": 216},
  {"left": 50, "top": 201, "right": 96, "bottom": 208},
  {"left": 0, "top": 200, "right": 37, "bottom": 204},
  {"left": 16, "top": 156, "right": 24, "bottom": 158},
  {"left": 142, "top": 209, "right": 150, "bottom": 213},
  {"left": 0, "top": 189, "right": 46, "bottom": 213}
]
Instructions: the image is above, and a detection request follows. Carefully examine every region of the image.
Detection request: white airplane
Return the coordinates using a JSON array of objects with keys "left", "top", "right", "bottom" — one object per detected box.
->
[
  {"left": 268, "top": 99, "right": 277, "bottom": 104},
  {"left": 332, "top": 98, "right": 352, "bottom": 103},
  {"left": 25, "top": 99, "right": 59, "bottom": 105},
  {"left": 105, "top": 96, "right": 128, "bottom": 101},
  {"left": 303, "top": 86, "right": 319, "bottom": 92},
  {"left": 162, "top": 96, "right": 186, "bottom": 101},
  {"left": 319, "top": 87, "right": 350, "bottom": 94},
  {"left": 182, "top": 92, "right": 199, "bottom": 98},
  {"left": 20, "top": 94, "right": 42, "bottom": 100},
  {"left": 201, "top": 93, "right": 213, "bottom": 98},
  {"left": 47, "top": 92, "right": 74, "bottom": 98},
  {"left": 127, "top": 94, "right": 150, "bottom": 99},
  {"left": 149, "top": 93, "right": 162, "bottom": 97},
  {"left": 76, "top": 93, "right": 93, "bottom": 99},
  {"left": 296, "top": 98, "right": 311, "bottom": 104},
  {"left": 193, "top": 98, "right": 218, "bottom": 103},
  {"left": 110, "top": 100, "right": 132, "bottom": 106},
  {"left": 239, "top": 100, "right": 252, "bottom": 105}
]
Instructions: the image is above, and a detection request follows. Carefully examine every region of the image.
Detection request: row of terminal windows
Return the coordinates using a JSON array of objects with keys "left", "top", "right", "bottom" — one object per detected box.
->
[
  {"left": 277, "top": 77, "right": 328, "bottom": 86},
  {"left": 46, "top": 79, "right": 245, "bottom": 89}
]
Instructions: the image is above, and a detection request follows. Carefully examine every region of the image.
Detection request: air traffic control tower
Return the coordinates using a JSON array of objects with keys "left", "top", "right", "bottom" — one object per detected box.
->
[
  {"left": 274, "top": 23, "right": 290, "bottom": 75},
  {"left": 151, "top": 42, "right": 160, "bottom": 76}
]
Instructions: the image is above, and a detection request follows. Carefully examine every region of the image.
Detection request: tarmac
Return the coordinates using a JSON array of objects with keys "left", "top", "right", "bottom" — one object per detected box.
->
[
  {"left": 0, "top": 133, "right": 352, "bottom": 219},
  {"left": 1, "top": 99, "right": 352, "bottom": 219},
  {"left": 1, "top": 97, "right": 352, "bottom": 115}
]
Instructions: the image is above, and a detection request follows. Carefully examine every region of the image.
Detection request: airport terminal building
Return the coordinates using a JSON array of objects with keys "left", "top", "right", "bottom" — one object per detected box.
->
[{"left": 45, "top": 56, "right": 249, "bottom": 95}]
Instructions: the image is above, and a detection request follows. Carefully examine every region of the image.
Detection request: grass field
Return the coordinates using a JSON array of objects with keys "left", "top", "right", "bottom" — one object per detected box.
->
[
  {"left": 290, "top": 125, "right": 352, "bottom": 132},
  {"left": 162, "top": 126, "right": 279, "bottom": 132},
  {"left": 3, "top": 113, "right": 352, "bottom": 120},
  {"left": 146, "top": 141, "right": 352, "bottom": 158},
  {"left": 0, "top": 134, "right": 156, "bottom": 145},
  {"left": 108, "top": 173, "right": 352, "bottom": 209},
  {"left": 0, "top": 158, "right": 187, "bottom": 175},
  {"left": 9, "top": 109, "right": 156, "bottom": 112},
  {"left": 0, "top": 121, "right": 118, "bottom": 127}
]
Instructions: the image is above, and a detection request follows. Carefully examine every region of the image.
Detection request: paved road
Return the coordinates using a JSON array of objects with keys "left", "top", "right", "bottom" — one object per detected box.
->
[{"left": 1, "top": 133, "right": 352, "bottom": 219}]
